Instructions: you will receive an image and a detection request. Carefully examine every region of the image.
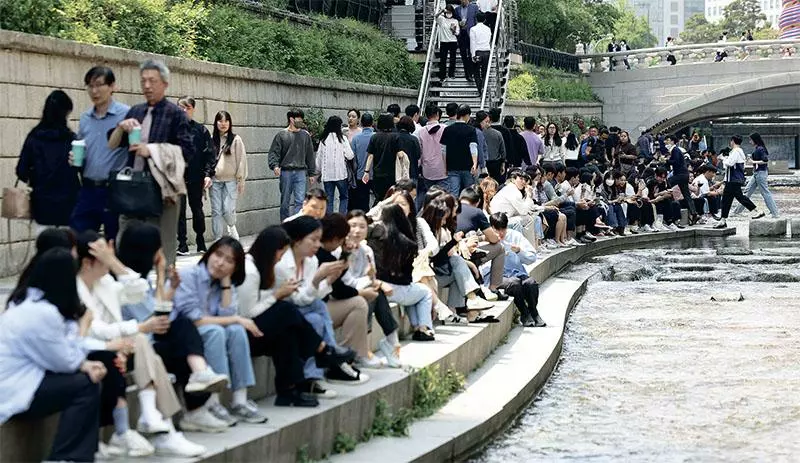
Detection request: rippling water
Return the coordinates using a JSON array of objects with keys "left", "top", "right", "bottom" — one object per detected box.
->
[{"left": 474, "top": 243, "right": 800, "bottom": 463}]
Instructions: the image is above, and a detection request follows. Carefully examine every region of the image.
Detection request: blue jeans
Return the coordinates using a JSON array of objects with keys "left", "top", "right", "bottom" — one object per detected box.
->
[
  {"left": 385, "top": 282, "right": 433, "bottom": 329},
  {"left": 70, "top": 185, "right": 119, "bottom": 240},
  {"left": 435, "top": 255, "right": 480, "bottom": 308},
  {"left": 279, "top": 170, "right": 307, "bottom": 221},
  {"left": 297, "top": 299, "right": 337, "bottom": 379},
  {"left": 734, "top": 170, "right": 779, "bottom": 217},
  {"left": 324, "top": 179, "right": 349, "bottom": 214},
  {"left": 605, "top": 204, "right": 627, "bottom": 228},
  {"left": 210, "top": 180, "right": 238, "bottom": 240},
  {"left": 197, "top": 324, "right": 255, "bottom": 391},
  {"left": 447, "top": 170, "right": 474, "bottom": 197}
]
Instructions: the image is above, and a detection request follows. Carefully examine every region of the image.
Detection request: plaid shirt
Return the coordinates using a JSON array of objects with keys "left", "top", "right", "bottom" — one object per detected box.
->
[{"left": 122, "top": 98, "right": 193, "bottom": 165}]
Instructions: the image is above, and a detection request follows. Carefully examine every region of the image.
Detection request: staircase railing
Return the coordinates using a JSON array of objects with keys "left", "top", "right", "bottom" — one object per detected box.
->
[
  {"left": 417, "top": 0, "right": 442, "bottom": 108},
  {"left": 479, "top": 0, "right": 505, "bottom": 110}
]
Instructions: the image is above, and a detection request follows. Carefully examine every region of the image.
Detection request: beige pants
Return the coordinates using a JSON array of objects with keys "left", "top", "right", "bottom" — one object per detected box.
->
[
  {"left": 118, "top": 198, "right": 182, "bottom": 267},
  {"left": 327, "top": 296, "right": 369, "bottom": 357},
  {"left": 132, "top": 333, "right": 182, "bottom": 418}
]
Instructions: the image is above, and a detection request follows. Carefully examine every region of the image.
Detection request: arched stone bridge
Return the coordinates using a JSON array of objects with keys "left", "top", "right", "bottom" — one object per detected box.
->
[{"left": 579, "top": 39, "right": 800, "bottom": 134}]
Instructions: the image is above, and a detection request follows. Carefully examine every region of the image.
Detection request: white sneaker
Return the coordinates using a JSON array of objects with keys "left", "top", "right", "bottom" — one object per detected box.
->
[
  {"left": 179, "top": 408, "right": 228, "bottom": 433},
  {"left": 668, "top": 223, "right": 679, "bottom": 231},
  {"left": 481, "top": 287, "right": 498, "bottom": 301},
  {"left": 751, "top": 209, "right": 765, "bottom": 219},
  {"left": 186, "top": 369, "right": 228, "bottom": 394},
  {"left": 467, "top": 295, "right": 494, "bottom": 310},
  {"left": 228, "top": 225, "right": 240, "bottom": 239},
  {"left": 565, "top": 238, "right": 581, "bottom": 246},
  {"left": 355, "top": 355, "right": 384, "bottom": 369},
  {"left": 137, "top": 416, "right": 171, "bottom": 435},
  {"left": 641, "top": 224, "right": 654, "bottom": 232},
  {"left": 378, "top": 338, "right": 402, "bottom": 368},
  {"left": 152, "top": 432, "right": 206, "bottom": 457},
  {"left": 584, "top": 232, "right": 597, "bottom": 239},
  {"left": 107, "top": 430, "right": 155, "bottom": 457}
]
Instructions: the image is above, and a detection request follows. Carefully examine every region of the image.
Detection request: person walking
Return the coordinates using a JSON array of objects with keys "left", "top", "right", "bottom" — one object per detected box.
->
[
  {"left": 268, "top": 109, "right": 317, "bottom": 221},
  {"left": 349, "top": 113, "right": 375, "bottom": 212},
  {"left": 470, "top": 12, "right": 492, "bottom": 93},
  {"left": 435, "top": 5, "right": 460, "bottom": 84},
  {"left": 16, "top": 90, "right": 80, "bottom": 234},
  {"left": 108, "top": 59, "right": 193, "bottom": 267},
  {"left": 210, "top": 111, "right": 247, "bottom": 241},
  {"left": 715, "top": 135, "right": 762, "bottom": 228},
  {"left": 362, "top": 114, "right": 405, "bottom": 205},
  {"left": 316, "top": 115, "right": 355, "bottom": 214},
  {"left": 177, "top": 97, "right": 215, "bottom": 255},
  {"left": 455, "top": 0, "right": 480, "bottom": 82},
  {"left": 441, "top": 104, "right": 479, "bottom": 196},
  {"left": 477, "top": 0, "right": 498, "bottom": 31},
  {"left": 733, "top": 133, "right": 780, "bottom": 218},
  {"left": 70, "top": 66, "right": 129, "bottom": 240}
]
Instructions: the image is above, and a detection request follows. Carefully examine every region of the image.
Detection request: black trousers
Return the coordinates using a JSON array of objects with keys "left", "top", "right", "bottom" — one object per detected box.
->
[
  {"left": 626, "top": 203, "right": 641, "bottom": 225},
  {"left": 86, "top": 350, "right": 127, "bottom": 428},
  {"left": 500, "top": 277, "right": 540, "bottom": 319},
  {"left": 349, "top": 180, "right": 372, "bottom": 213},
  {"left": 369, "top": 290, "right": 399, "bottom": 336},
  {"left": 484, "top": 12, "right": 497, "bottom": 31},
  {"left": 486, "top": 160, "right": 504, "bottom": 183},
  {"left": 558, "top": 203, "right": 576, "bottom": 231},
  {"left": 722, "top": 182, "right": 756, "bottom": 218},
  {"left": 372, "top": 176, "right": 394, "bottom": 207},
  {"left": 457, "top": 34, "right": 473, "bottom": 79},
  {"left": 655, "top": 200, "right": 681, "bottom": 224},
  {"left": 541, "top": 209, "right": 559, "bottom": 239},
  {"left": 178, "top": 180, "right": 206, "bottom": 249},
  {"left": 248, "top": 301, "right": 322, "bottom": 394},
  {"left": 669, "top": 174, "right": 697, "bottom": 216},
  {"left": 16, "top": 372, "right": 101, "bottom": 462},
  {"left": 474, "top": 50, "right": 491, "bottom": 93},
  {"left": 640, "top": 202, "right": 655, "bottom": 225},
  {"left": 153, "top": 316, "right": 210, "bottom": 411},
  {"left": 439, "top": 41, "right": 458, "bottom": 80}
]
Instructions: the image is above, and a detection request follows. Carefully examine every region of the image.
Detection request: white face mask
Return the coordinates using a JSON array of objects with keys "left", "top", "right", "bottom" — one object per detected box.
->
[
  {"left": 605, "top": 179, "right": 614, "bottom": 186},
  {"left": 445, "top": 12, "right": 453, "bottom": 17}
]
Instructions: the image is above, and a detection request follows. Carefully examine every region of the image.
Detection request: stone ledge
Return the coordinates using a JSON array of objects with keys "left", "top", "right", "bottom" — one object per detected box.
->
[{"left": 749, "top": 218, "right": 787, "bottom": 237}]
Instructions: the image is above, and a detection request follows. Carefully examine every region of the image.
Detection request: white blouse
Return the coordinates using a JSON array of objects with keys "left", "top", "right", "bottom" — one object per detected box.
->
[
  {"left": 239, "top": 255, "right": 278, "bottom": 319},
  {"left": 316, "top": 133, "right": 355, "bottom": 182},
  {"left": 274, "top": 247, "right": 332, "bottom": 307}
]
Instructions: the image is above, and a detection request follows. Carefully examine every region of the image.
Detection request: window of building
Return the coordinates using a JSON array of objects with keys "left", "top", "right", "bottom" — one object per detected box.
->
[
  {"left": 670, "top": 14, "right": 679, "bottom": 24},
  {"left": 671, "top": 27, "right": 679, "bottom": 37},
  {"left": 671, "top": 1, "right": 679, "bottom": 12}
]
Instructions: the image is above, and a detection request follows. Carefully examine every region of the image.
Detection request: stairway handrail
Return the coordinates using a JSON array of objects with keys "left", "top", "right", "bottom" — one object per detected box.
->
[
  {"left": 417, "top": 0, "right": 443, "bottom": 109},
  {"left": 479, "top": 0, "right": 504, "bottom": 110}
]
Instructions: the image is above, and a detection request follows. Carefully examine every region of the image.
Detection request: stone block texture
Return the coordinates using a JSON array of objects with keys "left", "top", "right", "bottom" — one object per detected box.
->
[{"left": 749, "top": 218, "right": 787, "bottom": 236}]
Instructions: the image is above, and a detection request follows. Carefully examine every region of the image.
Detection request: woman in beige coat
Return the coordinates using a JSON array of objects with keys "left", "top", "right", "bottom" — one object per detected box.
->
[{"left": 210, "top": 111, "right": 248, "bottom": 241}]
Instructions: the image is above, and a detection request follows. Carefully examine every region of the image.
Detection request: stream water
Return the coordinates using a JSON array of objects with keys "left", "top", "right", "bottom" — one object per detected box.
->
[{"left": 474, "top": 236, "right": 800, "bottom": 462}]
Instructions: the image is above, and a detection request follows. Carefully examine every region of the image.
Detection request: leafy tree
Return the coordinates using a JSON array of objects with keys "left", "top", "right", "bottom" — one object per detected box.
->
[
  {"left": 517, "top": 0, "right": 620, "bottom": 52},
  {"left": 680, "top": 13, "right": 723, "bottom": 43},
  {"left": 721, "top": 0, "right": 767, "bottom": 36},
  {"left": 611, "top": 0, "right": 657, "bottom": 49}
]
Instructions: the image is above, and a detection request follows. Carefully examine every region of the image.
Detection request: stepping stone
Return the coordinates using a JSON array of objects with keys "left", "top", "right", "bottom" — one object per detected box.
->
[
  {"left": 749, "top": 218, "right": 787, "bottom": 237},
  {"left": 791, "top": 218, "right": 800, "bottom": 237}
]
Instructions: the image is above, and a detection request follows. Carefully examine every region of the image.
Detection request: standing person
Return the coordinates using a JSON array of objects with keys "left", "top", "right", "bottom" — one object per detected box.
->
[
  {"left": 637, "top": 130, "right": 654, "bottom": 162},
  {"left": 502, "top": 115, "right": 529, "bottom": 172},
  {"left": 663, "top": 134, "right": 699, "bottom": 224},
  {"left": 541, "top": 122, "right": 565, "bottom": 166},
  {"left": 405, "top": 105, "right": 423, "bottom": 133},
  {"left": 349, "top": 113, "right": 375, "bottom": 212},
  {"left": 478, "top": 111, "right": 506, "bottom": 181},
  {"left": 268, "top": 109, "right": 317, "bottom": 221},
  {"left": 210, "top": 111, "right": 247, "bottom": 242},
  {"left": 0, "top": 249, "right": 105, "bottom": 463},
  {"left": 666, "top": 37, "right": 677, "bottom": 65},
  {"left": 455, "top": 0, "right": 480, "bottom": 82},
  {"left": 618, "top": 39, "right": 631, "bottom": 69},
  {"left": 616, "top": 130, "right": 639, "bottom": 175},
  {"left": 317, "top": 115, "right": 355, "bottom": 214},
  {"left": 70, "top": 66, "right": 129, "bottom": 240},
  {"left": 441, "top": 104, "right": 479, "bottom": 196},
  {"left": 362, "top": 114, "right": 405, "bottom": 205},
  {"left": 396, "top": 116, "right": 422, "bottom": 181},
  {"left": 435, "top": 5, "right": 460, "bottom": 84},
  {"left": 714, "top": 135, "right": 762, "bottom": 228},
  {"left": 470, "top": 12, "right": 492, "bottom": 93},
  {"left": 108, "top": 59, "right": 193, "bottom": 267},
  {"left": 177, "top": 97, "right": 215, "bottom": 255},
  {"left": 344, "top": 109, "right": 361, "bottom": 143},
  {"left": 16, "top": 90, "right": 79, "bottom": 234},
  {"left": 733, "top": 133, "right": 780, "bottom": 218},
  {"left": 417, "top": 104, "right": 449, "bottom": 209},
  {"left": 477, "top": 0, "right": 498, "bottom": 30},
  {"left": 520, "top": 117, "right": 544, "bottom": 167}
]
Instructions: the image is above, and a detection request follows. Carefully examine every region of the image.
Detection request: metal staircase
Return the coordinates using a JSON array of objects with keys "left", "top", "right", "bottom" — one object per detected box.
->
[{"left": 417, "top": 0, "right": 513, "bottom": 113}]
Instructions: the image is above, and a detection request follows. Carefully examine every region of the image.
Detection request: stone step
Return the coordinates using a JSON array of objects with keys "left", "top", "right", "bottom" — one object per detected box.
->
[{"left": 749, "top": 218, "right": 787, "bottom": 237}]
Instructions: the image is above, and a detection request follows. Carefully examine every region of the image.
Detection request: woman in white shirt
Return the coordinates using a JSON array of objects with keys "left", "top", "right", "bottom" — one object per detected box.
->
[
  {"left": 541, "top": 123, "right": 565, "bottom": 165},
  {"left": 435, "top": 5, "right": 460, "bottom": 83},
  {"left": 316, "top": 116, "right": 355, "bottom": 214},
  {"left": 239, "top": 226, "right": 358, "bottom": 406}
]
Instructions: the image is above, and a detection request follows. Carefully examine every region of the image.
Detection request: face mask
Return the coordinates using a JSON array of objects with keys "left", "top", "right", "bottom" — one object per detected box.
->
[
  {"left": 445, "top": 13, "right": 453, "bottom": 17},
  {"left": 605, "top": 179, "right": 614, "bottom": 186}
]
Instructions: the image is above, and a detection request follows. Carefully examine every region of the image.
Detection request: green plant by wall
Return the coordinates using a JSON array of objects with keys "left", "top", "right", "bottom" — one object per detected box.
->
[
  {"left": 508, "top": 65, "right": 599, "bottom": 103},
  {"left": 363, "top": 398, "right": 413, "bottom": 439},
  {"left": 333, "top": 432, "right": 358, "bottom": 454},
  {"left": 411, "top": 364, "right": 465, "bottom": 419},
  {"left": 296, "top": 444, "right": 312, "bottom": 463}
]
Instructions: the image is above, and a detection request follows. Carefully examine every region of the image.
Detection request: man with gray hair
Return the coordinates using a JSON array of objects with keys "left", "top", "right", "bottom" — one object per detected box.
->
[{"left": 109, "top": 59, "right": 193, "bottom": 266}]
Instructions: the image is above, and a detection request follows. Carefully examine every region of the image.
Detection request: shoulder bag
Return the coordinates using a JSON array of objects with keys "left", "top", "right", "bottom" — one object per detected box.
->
[{"left": 108, "top": 167, "right": 163, "bottom": 218}]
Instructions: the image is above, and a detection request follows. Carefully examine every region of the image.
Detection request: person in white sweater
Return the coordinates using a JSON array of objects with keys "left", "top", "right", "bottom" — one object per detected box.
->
[
  {"left": 489, "top": 170, "right": 542, "bottom": 246},
  {"left": 316, "top": 116, "right": 355, "bottom": 214},
  {"left": 211, "top": 111, "right": 248, "bottom": 241}
]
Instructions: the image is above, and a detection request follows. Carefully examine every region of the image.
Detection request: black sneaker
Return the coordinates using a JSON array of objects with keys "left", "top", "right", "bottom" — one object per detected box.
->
[
  {"left": 196, "top": 237, "right": 207, "bottom": 253},
  {"left": 314, "top": 345, "right": 356, "bottom": 369},
  {"left": 491, "top": 289, "right": 509, "bottom": 302},
  {"left": 325, "top": 364, "right": 370, "bottom": 385},
  {"left": 302, "top": 381, "right": 338, "bottom": 399},
  {"left": 521, "top": 313, "right": 536, "bottom": 327},
  {"left": 532, "top": 314, "right": 547, "bottom": 327},
  {"left": 177, "top": 246, "right": 190, "bottom": 256},
  {"left": 412, "top": 330, "right": 435, "bottom": 342},
  {"left": 275, "top": 389, "right": 319, "bottom": 407}
]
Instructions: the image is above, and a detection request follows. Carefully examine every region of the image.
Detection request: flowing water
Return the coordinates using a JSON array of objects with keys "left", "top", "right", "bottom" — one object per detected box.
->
[{"left": 474, "top": 236, "right": 800, "bottom": 463}]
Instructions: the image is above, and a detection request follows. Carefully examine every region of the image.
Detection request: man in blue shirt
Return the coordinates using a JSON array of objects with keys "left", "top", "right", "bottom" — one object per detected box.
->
[
  {"left": 455, "top": 0, "right": 480, "bottom": 82},
  {"left": 70, "top": 66, "right": 130, "bottom": 240},
  {"left": 349, "top": 113, "right": 375, "bottom": 212}
]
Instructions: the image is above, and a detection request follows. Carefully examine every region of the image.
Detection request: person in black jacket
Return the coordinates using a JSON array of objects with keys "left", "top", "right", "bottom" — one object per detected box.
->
[
  {"left": 16, "top": 90, "right": 80, "bottom": 232},
  {"left": 177, "top": 97, "right": 216, "bottom": 254},
  {"left": 663, "top": 133, "right": 699, "bottom": 223}
]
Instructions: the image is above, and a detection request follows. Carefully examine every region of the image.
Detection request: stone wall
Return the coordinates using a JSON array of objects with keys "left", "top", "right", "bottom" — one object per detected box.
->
[
  {"left": 504, "top": 100, "right": 603, "bottom": 121},
  {"left": 0, "top": 30, "right": 417, "bottom": 276}
]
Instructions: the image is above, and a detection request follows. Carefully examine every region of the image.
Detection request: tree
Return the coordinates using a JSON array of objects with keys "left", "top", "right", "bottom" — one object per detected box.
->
[
  {"left": 721, "top": 0, "right": 767, "bottom": 35},
  {"left": 517, "top": 0, "right": 620, "bottom": 52},
  {"left": 612, "top": 0, "right": 657, "bottom": 49},
  {"left": 680, "top": 13, "right": 724, "bottom": 43}
]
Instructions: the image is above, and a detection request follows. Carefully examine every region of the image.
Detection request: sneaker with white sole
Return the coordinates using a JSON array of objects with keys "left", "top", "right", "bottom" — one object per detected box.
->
[
  {"left": 565, "top": 238, "right": 581, "bottom": 246},
  {"left": 137, "top": 416, "right": 171, "bottom": 435},
  {"left": 231, "top": 400, "right": 268, "bottom": 424},
  {"left": 481, "top": 287, "right": 498, "bottom": 301},
  {"left": 208, "top": 403, "right": 238, "bottom": 427},
  {"left": 178, "top": 408, "right": 228, "bottom": 433},
  {"left": 152, "top": 432, "right": 206, "bottom": 457},
  {"left": 305, "top": 380, "right": 338, "bottom": 398},
  {"left": 378, "top": 338, "right": 402, "bottom": 368},
  {"left": 751, "top": 209, "right": 765, "bottom": 219},
  {"left": 668, "top": 223, "right": 679, "bottom": 231},
  {"left": 325, "top": 363, "right": 370, "bottom": 385},
  {"left": 107, "top": 430, "right": 155, "bottom": 457},
  {"left": 185, "top": 369, "right": 228, "bottom": 394},
  {"left": 466, "top": 295, "right": 494, "bottom": 310},
  {"left": 355, "top": 355, "right": 384, "bottom": 369}
]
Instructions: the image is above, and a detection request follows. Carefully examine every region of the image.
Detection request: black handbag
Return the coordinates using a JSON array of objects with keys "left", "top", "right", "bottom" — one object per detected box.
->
[
  {"left": 345, "top": 157, "right": 358, "bottom": 190},
  {"left": 108, "top": 167, "right": 163, "bottom": 218}
]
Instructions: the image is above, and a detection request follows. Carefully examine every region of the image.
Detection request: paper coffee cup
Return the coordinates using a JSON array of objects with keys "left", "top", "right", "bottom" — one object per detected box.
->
[
  {"left": 129, "top": 126, "right": 142, "bottom": 145},
  {"left": 71, "top": 140, "right": 86, "bottom": 167}
]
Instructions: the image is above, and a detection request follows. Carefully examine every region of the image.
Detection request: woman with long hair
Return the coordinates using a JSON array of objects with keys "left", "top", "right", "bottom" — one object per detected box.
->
[
  {"left": 0, "top": 248, "right": 105, "bottom": 463},
  {"left": 541, "top": 123, "right": 565, "bottom": 166},
  {"left": 211, "top": 111, "right": 248, "bottom": 241},
  {"left": 344, "top": 109, "right": 361, "bottom": 143},
  {"left": 239, "top": 225, "right": 356, "bottom": 407},
  {"left": 173, "top": 237, "right": 268, "bottom": 426},
  {"left": 733, "top": 132, "right": 780, "bottom": 218},
  {"left": 16, "top": 90, "right": 80, "bottom": 232},
  {"left": 367, "top": 204, "right": 436, "bottom": 340},
  {"left": 564, "top": 132, "right": 580, "bottom": 169},
  {"left": 317, "top": 115, "right": 355, "bottom": 214},
  {"left": 480, "top": 177, "right": 499, "bottom": 215}
]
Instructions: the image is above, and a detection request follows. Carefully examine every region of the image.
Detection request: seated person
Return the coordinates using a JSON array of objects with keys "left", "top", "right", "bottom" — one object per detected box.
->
[
  {"left": 173, "top": 238, "right": 269, "bottom": 426},
  {"left": 560, "top": 166, "right": 598, "bottom": 243},
  {"left": 487, "top": 172, "right": 541, "bottom": 246},
  {"left": 284, "top": 188, "right": 328, "bottom": 222},
  {"left": 647, "top": 167, "right": 681, "bottom": 231},
  {"left": 692, "top": 165, "right": 722, "bottom": 222}
]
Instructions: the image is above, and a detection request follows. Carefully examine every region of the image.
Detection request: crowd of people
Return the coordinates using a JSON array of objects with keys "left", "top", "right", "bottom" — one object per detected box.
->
[{"left": 0, "top": 57, "right": 781, "bottom": 462}]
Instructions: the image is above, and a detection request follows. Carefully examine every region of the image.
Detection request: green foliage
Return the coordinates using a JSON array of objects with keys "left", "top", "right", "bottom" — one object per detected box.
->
[
  {"left": 517, "top": 0, "right": 621, "bottom": 51},
  {"left": 295, "top": 444, "right": 312, "bottom": 463},
  {"left": 681, "top": 0, "right": 771, "bottom": 44},
  {"left": 332, "top": 433, "right": 358, "bottom": 454},
  {"left": 680, "top": 13, "right": 722, "bottom": 43},
  {"left": 0, "top": 0, "right": 420, "bottom": 88},
  {"left": 610, "top": 0, "right": 657, "bottom": 49},
  {"left": 508, "top": 66, "right": 598, "bottom": 102},
  {"left": 363, "top": 398, "right": 413, "bottom": 439},
  {"left": 411, "top": 364, "right": 465, "bottom": 419}
]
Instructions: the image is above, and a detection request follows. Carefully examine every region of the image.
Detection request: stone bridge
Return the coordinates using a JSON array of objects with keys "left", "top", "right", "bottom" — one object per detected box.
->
[{"left": 580, "top": 39, "right": 800, "bottom": 134}]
